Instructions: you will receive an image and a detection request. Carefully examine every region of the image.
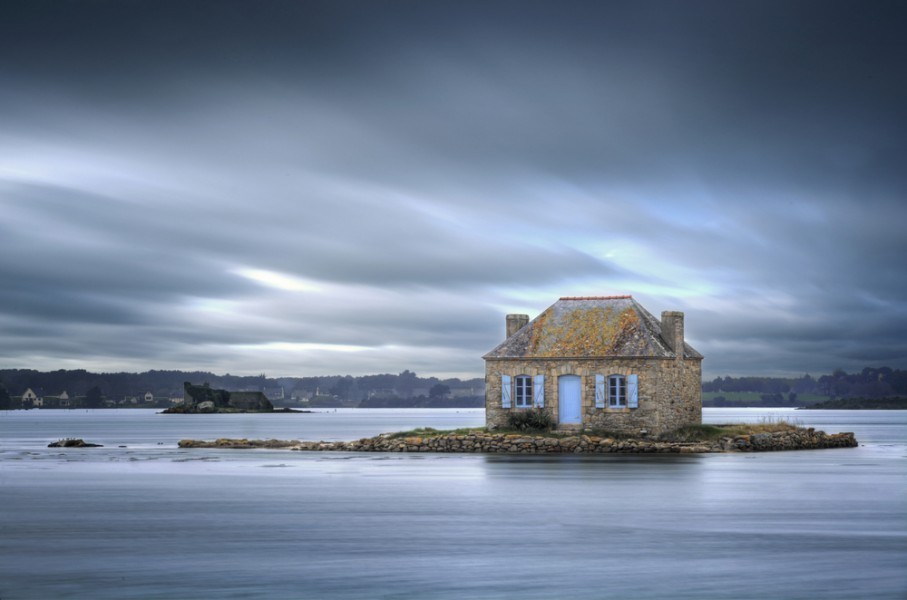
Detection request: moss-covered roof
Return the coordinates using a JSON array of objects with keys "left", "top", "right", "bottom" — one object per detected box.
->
[{"left": 483, "top": 296, "right": 702, "bottom": 360}]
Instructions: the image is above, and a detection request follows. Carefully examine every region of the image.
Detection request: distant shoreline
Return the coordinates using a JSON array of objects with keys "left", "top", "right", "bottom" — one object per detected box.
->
[
  {"left": 798, "top": 397, "right": 907, "bottom": 410},
  {"left": 159, "top": 406, "right": 312, "bottom": 414}
]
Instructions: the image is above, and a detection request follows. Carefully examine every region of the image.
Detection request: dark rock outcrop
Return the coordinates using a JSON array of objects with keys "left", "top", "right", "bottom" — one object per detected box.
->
[
  {"left": 48, "top": 438, "right": 103, "bottom": 448},
  {"left": 163, "top": 382, "right": 274, "bottom": 413}
]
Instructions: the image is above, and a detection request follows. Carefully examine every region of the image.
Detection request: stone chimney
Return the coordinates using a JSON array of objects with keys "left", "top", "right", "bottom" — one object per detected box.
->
[
  {"left": 661, "top": 311, "right": 685, "bottom": 357},
  {"left": 506, "top": 314, "right": 530, "bottom": 339}
]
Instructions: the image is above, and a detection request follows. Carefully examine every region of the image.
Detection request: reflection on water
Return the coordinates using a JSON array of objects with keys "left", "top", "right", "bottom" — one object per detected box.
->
[{"left": 0, "top": 408, "right": 905, "bottom": 599}]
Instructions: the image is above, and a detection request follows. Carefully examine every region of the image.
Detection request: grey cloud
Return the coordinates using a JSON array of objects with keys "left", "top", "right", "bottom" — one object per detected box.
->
[
  {"left": 1, "top": 1, "right": 905, "bottom": 377},
  {"left": 1, "top": 184, "right": 257, "bottom": 291}
]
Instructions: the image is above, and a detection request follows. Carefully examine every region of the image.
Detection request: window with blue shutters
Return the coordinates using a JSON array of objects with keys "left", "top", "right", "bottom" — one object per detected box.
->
[{"left": 602, "top": 374, "right": 639, "bottom": 409}]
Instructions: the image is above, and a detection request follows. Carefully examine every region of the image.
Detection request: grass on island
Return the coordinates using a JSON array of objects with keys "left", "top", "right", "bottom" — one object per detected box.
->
[
  {"left": 380, "top": 419, "right": 801, "bottom": 443},
  {"left": 660, "top": 420, "right": 800, "bottom": 442},
  {"left": 382, "top": 427, "right": 483, "bottom": 440}
]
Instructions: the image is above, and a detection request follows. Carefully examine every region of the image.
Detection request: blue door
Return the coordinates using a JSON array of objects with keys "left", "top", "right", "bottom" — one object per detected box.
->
[{"left": 558, "top": 375, "right": 582, "bottom": 424}]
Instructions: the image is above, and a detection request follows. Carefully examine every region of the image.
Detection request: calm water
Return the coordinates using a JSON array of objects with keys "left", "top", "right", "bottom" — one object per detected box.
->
[{"left": 1, "top": 408, "right": 905, "bottom": 599}]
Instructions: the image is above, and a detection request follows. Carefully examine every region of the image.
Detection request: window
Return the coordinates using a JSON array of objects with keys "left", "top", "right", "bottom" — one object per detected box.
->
[
  {"left": 515, "top": 375, "right": 533, "bottom": 407},
  {"left": 609, "top": 375, "right": 626, "bottom": 407}
]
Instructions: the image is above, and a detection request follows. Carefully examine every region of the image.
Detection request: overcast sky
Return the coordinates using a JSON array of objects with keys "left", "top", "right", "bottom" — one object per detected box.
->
[{"left": 1, "top": 0, "right": 905, "bottom": 379}]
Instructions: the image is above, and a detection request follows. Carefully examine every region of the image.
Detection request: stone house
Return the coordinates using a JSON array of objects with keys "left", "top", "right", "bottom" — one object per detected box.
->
[{"left": 483, "top": 296, "right": 703, "bottom": 436}]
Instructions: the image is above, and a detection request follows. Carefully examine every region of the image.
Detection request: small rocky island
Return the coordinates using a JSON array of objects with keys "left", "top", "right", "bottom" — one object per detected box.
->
[
  {"left": 162, "top": 382, "right": 275, "bottom": 414},
  {"left": 178, "top": 422, "right": 858, "bottom": 454}
]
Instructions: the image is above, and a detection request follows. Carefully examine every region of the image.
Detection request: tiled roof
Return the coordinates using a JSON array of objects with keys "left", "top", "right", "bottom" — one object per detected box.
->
[{"left": 483, "top": 296, "right": 702, "bottom": 359}]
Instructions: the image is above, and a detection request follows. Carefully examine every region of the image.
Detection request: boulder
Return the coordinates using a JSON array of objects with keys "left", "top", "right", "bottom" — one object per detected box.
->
[{"left": 48, "top": 438, "right": 103, "bottom": 448}]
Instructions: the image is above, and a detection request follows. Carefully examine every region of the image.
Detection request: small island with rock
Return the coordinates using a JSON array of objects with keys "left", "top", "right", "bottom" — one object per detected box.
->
[
  {"left": 178, "top": 420, "right": 857, "bottom": 454},
  {"left": 162, "top": 382, "right": 278, "bottom": 414}
]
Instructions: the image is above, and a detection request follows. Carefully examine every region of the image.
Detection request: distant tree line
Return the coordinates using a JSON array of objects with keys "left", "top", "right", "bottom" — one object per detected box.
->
[
  {"left": 2, "top": 366, "right": 905, "bottom": 410},
  {"left": 801, "top": 397, "right": 907, "bottom": 410},
  {"left": 0, "top": 368, "right": 484, "bottom": 409},
  {"left": 703, "top": 367, "right": 907, "bottom": 398}
]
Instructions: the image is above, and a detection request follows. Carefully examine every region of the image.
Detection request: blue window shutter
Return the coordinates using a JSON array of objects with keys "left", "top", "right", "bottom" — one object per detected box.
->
[
  {"left": 628, "top": 374, "right": 639, "bottom": 408},
  {"left": 501, "top": 375, "right": 512, "bottom": 408},
  {"left": 595, "top": 375, "right": 605, "bottom": 408},
  {"left": 533, "top": 375, "right": 545, "bottom": 407}
]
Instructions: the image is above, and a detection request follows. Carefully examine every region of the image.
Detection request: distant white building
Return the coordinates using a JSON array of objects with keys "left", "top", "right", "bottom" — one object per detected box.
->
[{"left": 21, "top": 388, "right": 40, "bottom": 407}]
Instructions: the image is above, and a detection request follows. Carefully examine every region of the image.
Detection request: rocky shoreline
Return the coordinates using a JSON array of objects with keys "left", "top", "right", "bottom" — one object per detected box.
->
[{"left": 178, "top": 428, "right": 857, "bottom": 454}]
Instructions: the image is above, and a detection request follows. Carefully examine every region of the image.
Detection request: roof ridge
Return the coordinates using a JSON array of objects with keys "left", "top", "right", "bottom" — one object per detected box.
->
[{"left": 558, "top": 295, "right": 632, "bottom": 301}]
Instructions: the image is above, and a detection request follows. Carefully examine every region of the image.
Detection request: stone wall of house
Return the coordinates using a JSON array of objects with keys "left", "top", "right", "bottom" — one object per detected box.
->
[{"left": 485, "top": 356, "right": 701, "bottom": 436}]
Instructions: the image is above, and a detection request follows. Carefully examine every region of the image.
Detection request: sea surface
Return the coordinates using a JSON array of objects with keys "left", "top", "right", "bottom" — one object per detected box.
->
[{"left": 1, "top": 408, "right": 905, "bottom": 599}]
